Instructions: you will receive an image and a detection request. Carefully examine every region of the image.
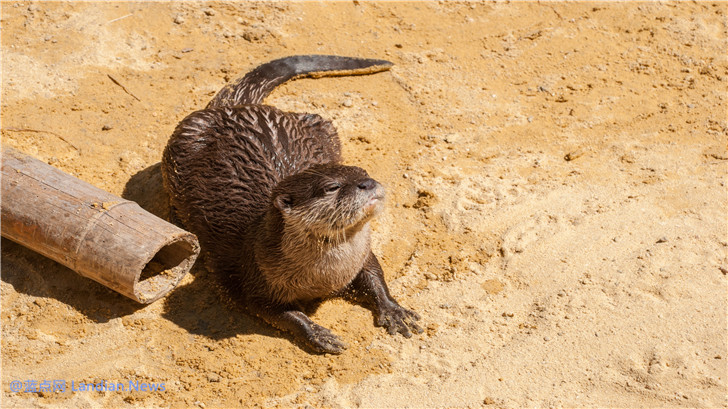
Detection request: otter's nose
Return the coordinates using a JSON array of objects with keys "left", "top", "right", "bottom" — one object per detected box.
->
[{"left": 357, "top": 178, "right": 377, "bottom": 191}]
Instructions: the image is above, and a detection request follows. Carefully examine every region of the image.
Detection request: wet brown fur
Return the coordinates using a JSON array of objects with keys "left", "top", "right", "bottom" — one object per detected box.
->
[{"left": 162, "top": 55, "right": 421, "bottom": 354}]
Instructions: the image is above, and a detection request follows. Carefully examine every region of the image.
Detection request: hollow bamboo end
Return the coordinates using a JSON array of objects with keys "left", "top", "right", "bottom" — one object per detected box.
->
[{"left": 133, "top": 233, "right": 199, "bottom": 304}]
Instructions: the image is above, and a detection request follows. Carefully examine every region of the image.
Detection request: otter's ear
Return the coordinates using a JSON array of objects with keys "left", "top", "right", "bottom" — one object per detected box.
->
[{"left": 274, "top": 194, "right": 293, "bottom": 213}]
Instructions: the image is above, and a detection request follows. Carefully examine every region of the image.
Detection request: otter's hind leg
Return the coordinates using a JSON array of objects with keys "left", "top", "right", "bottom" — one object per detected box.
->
[
  {"left": 342, "top": 252, "right": 423, "bottom": 337},
  {"left": 249, "top": 303, "right": 347, "bottom": 354}
]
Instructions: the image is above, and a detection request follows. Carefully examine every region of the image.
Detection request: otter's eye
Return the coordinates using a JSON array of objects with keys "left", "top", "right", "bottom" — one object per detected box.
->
[{"left": 324, "top": 183, "right": 341, "bottom": 193}]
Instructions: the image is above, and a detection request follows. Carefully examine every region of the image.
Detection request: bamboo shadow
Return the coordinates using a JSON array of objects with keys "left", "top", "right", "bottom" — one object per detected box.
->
[{"left": 1, "top": 238, "right": 142, "bottom": 322}]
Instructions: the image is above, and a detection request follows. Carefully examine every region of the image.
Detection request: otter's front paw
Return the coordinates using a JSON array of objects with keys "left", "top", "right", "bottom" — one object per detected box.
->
[
  {"left": 305, "top": 322, "right": 348, "bottom": 354},
  {"left": 377, "top": 302, "right": 423, "bottom": 338}
]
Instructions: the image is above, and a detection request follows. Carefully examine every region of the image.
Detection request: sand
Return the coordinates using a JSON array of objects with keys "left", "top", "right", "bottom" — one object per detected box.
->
[{"left": 2, "top": 1, "right": 726, "bottom": 408}]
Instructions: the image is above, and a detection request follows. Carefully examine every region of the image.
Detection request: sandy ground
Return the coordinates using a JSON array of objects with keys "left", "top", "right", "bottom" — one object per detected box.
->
[{"left": 2, "top": 1, "right": 727, "bottom": 408}]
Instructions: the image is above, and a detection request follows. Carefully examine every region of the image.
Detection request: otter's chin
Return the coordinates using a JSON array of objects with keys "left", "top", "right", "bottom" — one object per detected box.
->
[
  {"left": 363, "top": 196, "right": 385, "bottom": 216},
  {"left": 346, "top": 196, "right": 383, "bottom": 229}
]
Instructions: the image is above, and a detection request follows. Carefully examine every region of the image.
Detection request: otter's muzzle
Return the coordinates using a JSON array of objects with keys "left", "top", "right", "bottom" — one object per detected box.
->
[{"left": 358, "top": 178, "right": 385, "bottom": 215}]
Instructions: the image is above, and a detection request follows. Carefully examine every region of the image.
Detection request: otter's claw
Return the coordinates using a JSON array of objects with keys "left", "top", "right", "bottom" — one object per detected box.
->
[
  {"left": 306, "top": 322, "right": 347, "bottom": 354},
  {"left": 377, "top": 303, "right": 423, "bottom": 338}
]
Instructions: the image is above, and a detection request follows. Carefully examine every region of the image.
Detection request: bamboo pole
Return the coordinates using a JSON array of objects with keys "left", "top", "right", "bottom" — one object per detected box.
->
[{"left": 1, "top": 146, "right": 200, "bottom": 303}]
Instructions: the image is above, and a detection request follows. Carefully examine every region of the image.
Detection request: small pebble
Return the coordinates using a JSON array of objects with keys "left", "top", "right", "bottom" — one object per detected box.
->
[
  {"left": 102, "top": 124, "right": 113, "bottom": 131},
  {"left": 342, "top": 99, "right": 353, "bottom": 107},
  {"left": 174, "top": 15, "right": 185, "bottom": 24},
  {"left": 564, "top": 149, "right": 584, "bottom": 161},
  {"left": 203, "top": 8, "right": 215, "bottom": 16},
  {"left": 656, "top": 236, "right": 668, "bottom": 243}
]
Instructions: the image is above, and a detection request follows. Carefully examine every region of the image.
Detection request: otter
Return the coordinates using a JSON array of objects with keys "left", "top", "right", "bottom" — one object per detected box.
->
[{"left": 162, "top": 55, "right": 422, "bottom": 354}]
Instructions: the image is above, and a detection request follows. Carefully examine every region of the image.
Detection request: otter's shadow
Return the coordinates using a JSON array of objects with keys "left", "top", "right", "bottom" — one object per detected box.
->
[
  {"left": 159, "top": 267, "right": 282, "bottom": 341},
  {"left": 121, "top": 162, "right": 170, "bottom": 221},
  {"left": 124, "top": 163, "right": 280, "bottom": 342}
]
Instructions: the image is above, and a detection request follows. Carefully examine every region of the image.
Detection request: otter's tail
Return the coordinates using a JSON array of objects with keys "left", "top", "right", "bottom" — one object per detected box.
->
[{"left": 206, "top": 55, "right": 393, "bottom": 109}]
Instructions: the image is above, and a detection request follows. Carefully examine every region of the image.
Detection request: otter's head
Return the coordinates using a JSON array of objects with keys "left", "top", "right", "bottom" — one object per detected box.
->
[{"left": 271, "top": 164, "right": 385, "bottom": 237}]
